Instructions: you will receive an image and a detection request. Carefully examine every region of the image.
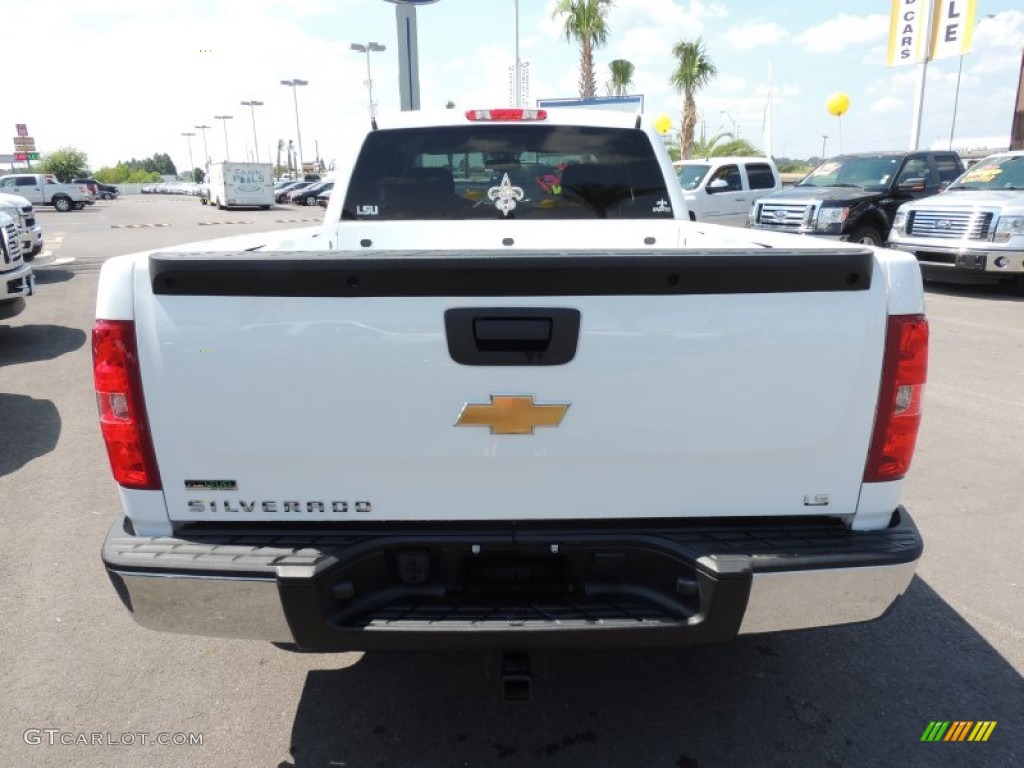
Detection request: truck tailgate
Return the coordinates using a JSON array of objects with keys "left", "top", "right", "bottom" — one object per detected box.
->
[{"left": 133, "top": 248, "right": 885, "bottom": 523}]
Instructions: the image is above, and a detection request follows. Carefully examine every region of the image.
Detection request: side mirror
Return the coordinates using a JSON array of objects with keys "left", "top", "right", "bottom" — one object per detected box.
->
[
  {"left": 898, "top": 177, "right": 926, "bottom": 192},
  {"left": 707, "top": 179, "right": 729, "bottom": 192}
]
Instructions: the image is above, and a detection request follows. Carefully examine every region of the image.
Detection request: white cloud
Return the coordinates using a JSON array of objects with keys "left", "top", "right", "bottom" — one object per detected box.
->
[
  {"left": 869, "top": 97, "right": 905, "bottom": 115},
  {"left": 794, "top": 14, "right": 889, "bottom": 53},
  {"left": 975, "top": 10, "right": 1024, "bottom": 48},
  {"left": 726, "top": 22, "right": 788, "bottom": 51}
]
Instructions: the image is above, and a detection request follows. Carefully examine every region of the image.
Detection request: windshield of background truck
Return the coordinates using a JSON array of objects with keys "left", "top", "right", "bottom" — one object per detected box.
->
[
  {"left": 948, "top": 156, "right": 1024, "bottom": 190},
  {"left": 676, "top": 164, "right": 710, "bottom": 191},
  {"left": 797, "top": 155, "right": 903, "bottom": 189},
  {"left": 341, "top": 124, "right": 672, "bottom": 220}
]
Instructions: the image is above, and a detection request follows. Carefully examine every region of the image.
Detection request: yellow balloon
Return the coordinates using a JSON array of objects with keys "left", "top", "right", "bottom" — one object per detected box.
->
[
  {"left": 826, "top": 91, "right": 850, "bottom": 117},
  {"left": 655, "top": 114, "right": 672, "bottom": 135}
]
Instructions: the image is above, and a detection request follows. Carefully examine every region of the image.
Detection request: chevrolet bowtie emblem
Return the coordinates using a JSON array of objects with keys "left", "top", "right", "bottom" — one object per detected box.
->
[{"left": 455, "top": 395, "right": 569, "bottom": 435}]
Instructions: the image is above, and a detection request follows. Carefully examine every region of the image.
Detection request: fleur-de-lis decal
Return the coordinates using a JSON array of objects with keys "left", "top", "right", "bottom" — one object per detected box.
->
[{"left": 487, "top": 173, "right": 525, "bottom": 216}]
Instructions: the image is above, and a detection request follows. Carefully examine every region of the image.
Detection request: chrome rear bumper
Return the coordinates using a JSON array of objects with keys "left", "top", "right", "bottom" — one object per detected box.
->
[{"left": 104, "top": 509, "right": 922, "bottom": 650}]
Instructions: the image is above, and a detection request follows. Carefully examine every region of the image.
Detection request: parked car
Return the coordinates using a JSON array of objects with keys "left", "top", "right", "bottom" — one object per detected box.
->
[
  {"left": 673, "top": 156, "right": 781, "bottom": 226},
  {"left": 748, "top": 151, "right": 965, "bottom": 246},
  {"left": 291, "top": 180, "right": 333, "bottom": 206},
  {"left": 276, "top": 181, "right": 313, "bottom": 203},
  {"left": 888, "top": 150, "right": 1024, "bottom": 284},
  {"left": 74, "top": 179, "right": 100, "bottom": 200},
  {"left": 73, "top": 178, "right": 119, "bottom": 200},
  {"left": 317, "top": 189, "right": 332, "bottom": 209}
]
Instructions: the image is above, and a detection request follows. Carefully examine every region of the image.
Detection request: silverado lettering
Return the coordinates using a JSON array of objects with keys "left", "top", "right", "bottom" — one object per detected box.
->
[{"left": 186, "top": 500, "right": 366, "bottom": 514}]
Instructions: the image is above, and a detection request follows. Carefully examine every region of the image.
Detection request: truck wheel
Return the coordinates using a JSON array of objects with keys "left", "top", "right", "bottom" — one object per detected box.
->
[
  {"left": 53, "top": 195, "right": 73, "bottom": 212},
  {"left": 848, "top": 226, "right": 883, "bottom": 247}
]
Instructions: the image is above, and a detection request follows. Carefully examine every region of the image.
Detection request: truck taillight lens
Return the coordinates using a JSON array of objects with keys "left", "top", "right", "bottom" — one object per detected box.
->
[
  {"left": 92, "top": 320, "right": 161, "bottom": 490},
  {"left": 863, "top": 314, "right": 928, "bottom": 482}
]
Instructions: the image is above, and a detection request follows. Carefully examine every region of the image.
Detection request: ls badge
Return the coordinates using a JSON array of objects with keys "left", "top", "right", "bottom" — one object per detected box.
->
[{"left": 455, "top": 395, "right": 569, "bottom": 435}]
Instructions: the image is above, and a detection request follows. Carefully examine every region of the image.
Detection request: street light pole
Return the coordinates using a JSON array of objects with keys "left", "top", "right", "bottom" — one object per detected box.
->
[
  {"left": 281, "top": 79, "right": 308, "bottom": 174},
  {"left": 720, "top": 110, "right": 738, "bottom": 138},
  {"left": 214, "top": 115, "right": 233, "bottom": 162},
  {"left": 195, "top": 124, "right": 211, "bottom": 174},
  {"left": 240, "top": 100, "right": 264, "bottom": 162},
  {"left": 949, "top": 14, "right": 995, "bottom": 150},
  {"left": 181, "top": 132, "right": 196, "bottom": 182},
  {"left": 513, "top": 0, "right": 521, "bottom": 107},
  {"left": 350, "top": 44, "right": 386, "bottom": 119}
]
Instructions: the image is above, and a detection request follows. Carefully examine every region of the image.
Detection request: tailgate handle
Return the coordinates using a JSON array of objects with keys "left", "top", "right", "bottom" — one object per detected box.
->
[
  {"left": 473, "top": 317, "right": 552, "bottom": 351},
  {"left": 445, "top": 308, "right": 580, "bottom": 366}
]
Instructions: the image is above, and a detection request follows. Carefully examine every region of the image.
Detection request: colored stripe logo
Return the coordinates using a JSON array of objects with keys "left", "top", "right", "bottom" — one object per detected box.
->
[{"left": 921, "top": 721, "right": 997, "bottom": 742}]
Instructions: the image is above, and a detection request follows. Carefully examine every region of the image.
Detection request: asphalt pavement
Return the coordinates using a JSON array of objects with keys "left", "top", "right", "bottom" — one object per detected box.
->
[{"left": 0, "top": 196, "right": 1020, "bottom": 768}]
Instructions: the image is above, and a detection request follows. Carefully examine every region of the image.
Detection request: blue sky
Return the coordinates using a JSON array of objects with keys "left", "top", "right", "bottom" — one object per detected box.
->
[{"left": 2, "top": 0, "right": 1021, "bottom": 172}]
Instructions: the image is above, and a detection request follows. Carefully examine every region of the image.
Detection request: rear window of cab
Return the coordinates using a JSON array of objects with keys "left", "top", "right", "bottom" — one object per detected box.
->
[{"left": 341, "top": 125, "right": 672, "bottom": 221}]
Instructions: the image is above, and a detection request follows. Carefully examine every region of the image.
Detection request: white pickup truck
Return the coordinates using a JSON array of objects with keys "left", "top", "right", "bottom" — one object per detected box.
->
[
  {"left": 673, "top": 156, "right": 781, "bottom": 226},
  {"left": 0, "top": 173, "right": 93, "bottom": 212},
  {"left": 96, "top": 108, "right": 928, "bottom": 658}
]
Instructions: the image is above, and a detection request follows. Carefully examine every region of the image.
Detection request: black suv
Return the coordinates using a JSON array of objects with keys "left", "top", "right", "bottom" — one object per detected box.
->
[
  {"left": 749, "top": 151, "right": 964, "bottom": 245},
  {"left": 72, "top": 178, "right": 119, "bottom": 200}
]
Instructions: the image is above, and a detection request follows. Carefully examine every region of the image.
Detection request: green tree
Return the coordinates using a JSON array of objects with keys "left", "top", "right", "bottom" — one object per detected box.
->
[
  {"left": 40, "top": 147, "right": 89, "bottom": 182},
  {"left": 606, "top": 58, "right": 634, "bottom": 97},
  {"left": 691, "top": 131, "right": 761, "bottom": 158},
  {"left": 553, "top": 0, "right": 613, "bottom": 99},
  {"left": 192, "top": 168, "right": 205, "bottom": 183},
  {"left": 445, "top": 100, "right": 456, "bottom": 109},
  {"left": 141, "top": 152, "right": 177, "bottom": 176},
  {"left": 94, "top": 154, "right": 179, "bottom": 183},
  {"left": 127, "top": 169, "right": 162, "bottom": 183},
  {"left": 669, "top": 38, "right": 718, "bottom": 160}
]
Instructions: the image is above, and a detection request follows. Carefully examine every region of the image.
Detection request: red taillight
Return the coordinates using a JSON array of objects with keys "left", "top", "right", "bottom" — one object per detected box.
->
[
  {"left": 465, "top": 108, "right": 547, "bottom": 121},
  {"left": 863, "top": 314, "right": 928, "bottom": 482},
  {"left": 92, "top": 320, "right": 161, "bottom": 490}
]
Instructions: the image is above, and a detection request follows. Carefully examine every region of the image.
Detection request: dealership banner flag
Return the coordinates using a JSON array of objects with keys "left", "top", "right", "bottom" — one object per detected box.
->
[
  {"left": 930, "top": 0, "right": 978, "bottom": 60},
  {"left": 888, "top": 0, "right": 931, "bottom": 66}
]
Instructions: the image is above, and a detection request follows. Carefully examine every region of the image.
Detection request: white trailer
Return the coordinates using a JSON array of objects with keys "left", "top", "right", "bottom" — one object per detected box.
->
[{"left": 202, "top": 162, "right": 274, "bottom": 209}]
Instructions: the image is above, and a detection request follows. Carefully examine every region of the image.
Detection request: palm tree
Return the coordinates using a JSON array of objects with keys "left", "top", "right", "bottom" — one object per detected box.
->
[
  {"left": 669, "top": 38, "right": 718, "bottom": 160},
  {"left": 606, "top": 58, "right": 634, "bottom": 97},
  {"left": 691, "top": 131, "right": 761, "bottom": 158},
  {"left": 553, "top": 0, "right": 613, "bottom": 99}
]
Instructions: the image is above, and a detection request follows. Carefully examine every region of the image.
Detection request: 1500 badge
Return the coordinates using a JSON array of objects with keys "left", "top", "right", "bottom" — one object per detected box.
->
[{"left": 187, "top": 500, "right": 372, "bottom": 514}]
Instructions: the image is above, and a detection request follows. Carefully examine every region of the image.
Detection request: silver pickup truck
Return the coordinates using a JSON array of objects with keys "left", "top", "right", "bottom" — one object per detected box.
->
[
  {"left": 0, "top": 209, "right": 34, "bottom": 319},
  {"left": 0, "top": 192, "right": 44, "bottom": 259},
  {"left": 889, "top": 150, "right": 1024, "bottom": 283},
  {"left": 95, "top": 108, "right": 928, "bottom": 660}
]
